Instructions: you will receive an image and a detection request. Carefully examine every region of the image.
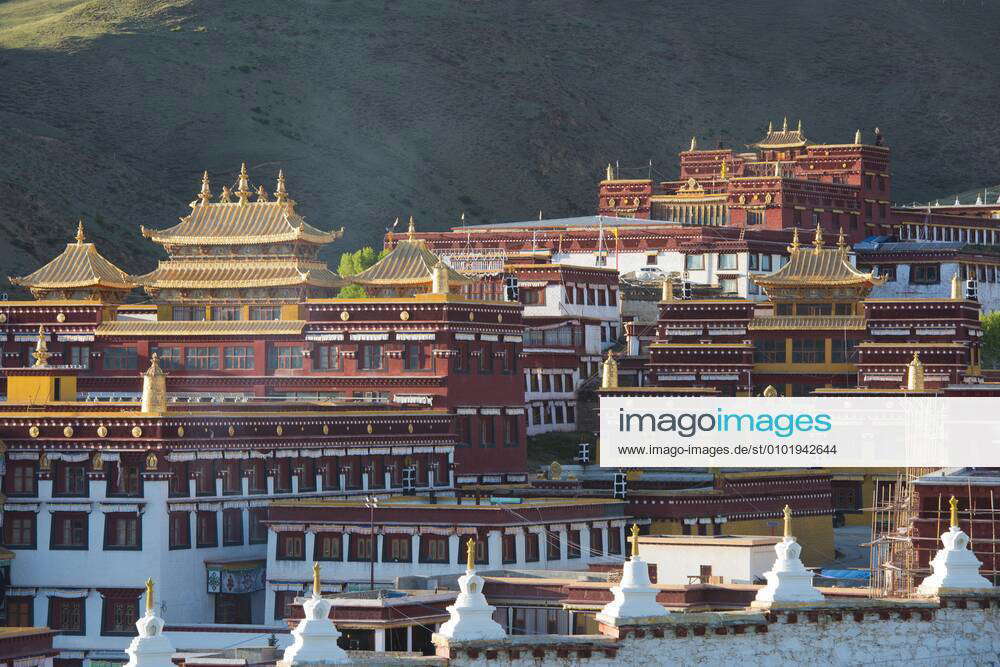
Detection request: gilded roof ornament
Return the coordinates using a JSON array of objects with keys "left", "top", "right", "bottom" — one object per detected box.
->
[
  {"left": 32, "top": 325, "right": 51, "bottom": 368},
  {"left": 76, "top": 220, "right": 85, "bottom": 245},
  {"left": 767, "top": 120, "right": 773, "bottom": 133},
  {"left": 812, "top": 224, "right": 824, "bottom": 253},
  {"left": 274, "top": 170, "right": 288, "bottom": 204},
  {"left": 836, "top": 227, "right": 847, "bottom": 250},
  {"left": 782, "top": 116, "right": 788, "bottom": 131},
  {"left": 787, "top": 227, "right": 800, "bottom": 252},
  {"left": 949, "top": 495, "right": 959, "bottom": 528},
  {"left": 197, "top": 171, "right": 212, "bottom": 205},
  {"left": 256, "top": 185, "right": 269, "bottom": 202},
  {"left": 407, "top": 215, "right": 416, "bottom": 241},
  {"left": 689, "top": 136, "right": 697, "bottom": 151},
  {"left": 219, "top": 186, "right": 232, "bottom": 203},
  {"left": 312, "top": 562, "right": 321, "bottom": 597},
  {"left": 466, "top": 537, "right": 476, "bottom": 571},
  {"left": 605, "top": 163, "right": 614, "bottom": 180},
  {"left": 783, "top": 504, "right": 792, "bottom": 538},
  {"left": 762, "top": 385, "right": 778, "bottom": 397},
  {"left": 235, "top": 163, "right": 252, "bottom": 204},
  {"left": 146, "top": 577, "right": 155, "bottom": 613},
  {"left": 854, "top": 129, "right": 862, "bottom": 145},
  {"left": 629, "top": 523, "right": 640, "bottom": 559}
]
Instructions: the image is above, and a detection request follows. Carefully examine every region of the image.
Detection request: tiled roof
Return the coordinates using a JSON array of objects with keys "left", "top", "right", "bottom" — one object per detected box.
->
[
  {"left": 754, "top": 120, "right": 809, "bottom": 149},
  {"left": 10, "top": 241, "right": 134, "bottom": 290},
  {"left": 749, "top": 316, "right": 867, "bottom": 331},
  {"left": 142, "top": 200, "right": 343, "bottom": 246},
  {"left": 753, "top": 233, "right": 884, "bottom": 289},
  {"left": 135, "top": 259, "right": 343, "bottom": 289},
  {"left": 96, "top": 320, "right": 306, "bottom": 337},
  {"left": 352, "top": 240, "right": 472, "bottom": 286}
]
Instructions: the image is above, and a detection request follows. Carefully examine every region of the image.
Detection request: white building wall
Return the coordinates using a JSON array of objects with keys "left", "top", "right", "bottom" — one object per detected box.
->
[{"left": 638, "top": 540, "right": 779, "bottom": 585}]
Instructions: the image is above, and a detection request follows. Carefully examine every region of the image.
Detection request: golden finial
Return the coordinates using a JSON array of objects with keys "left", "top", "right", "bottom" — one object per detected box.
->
[
  {"left": 235, "top": 162, "right": 251, "bottom": 204},
  {"left": 783, "top": 505, "right": 792, "bottom": 538},
  {"left": 767, "top": 120, "right": 773, "bottom": 133},
  {"left": 762, "top": 385, "right": 778, "bottom": 397},
  {"left": 144, "top": 352, "right": 165, "bottom": 377},
  {"left": 407, "top": 215, "right": 416, "bottom": 241},
  {"left": 719, "top": 161, "right": 727, "bottom": 179},
  {"left": 628, "top": 523, "right": 640, "bottom": 559},
  {"left": 606, "top": 163, "right": 614, "bottom": 180},
  {"left": 219, "top": 186, "right": 232, "bottom": 203},
  {"left": 256, "top": 185, "right": 268, "bottom": 202},
  {"left": 197, "top": 171, "right": 212, "bottom": 205},
  {"left": 145, "top": 577, "right": 154, "bottom": 613},
  {"left": 32, "top": 325, "right": 51, "bottom": 368},
  {"left": 837, "top": 227, "right": 846, "bottom": 250},
  {"left": 782, "top": 116, "right": 788, "bottom": 132},
  {"left": 75, "top": 219, "right": 85, "bottom": 245},
  {"left": 466, "top": 537, "right": 476, "bottom": 570},
  {"left": 854, "top": 129, "right": 862, "bottom": 145},
  {"left": 907, "top": 351, "right": 925, "bottom": 391},
  {"left": 274, "top": 170, "right": 288, "bottom": 203},
  {"left": 949, "top": 495, "right": 959, "bottom": 528},
  {"left": 951, "top": 272, "right": 962, "bottom": 300},
  {"left": 787, "top": 227, "right": 800, "bottom": 252},
  {"left": 812, "top": 224, "right": 824, "bottom": 252},
  {"left": 689, "top": 136, "right": 697, "bottom": 151},
  {"left": 797, "top": 119, "right": 802, "bottom": 133},
  {"left": 312, "top": 562, "right": 321, "bottom": 597}
]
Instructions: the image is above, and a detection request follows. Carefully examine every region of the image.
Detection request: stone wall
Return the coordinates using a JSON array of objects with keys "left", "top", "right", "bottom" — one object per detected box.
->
[{"left": 439, "top": 594, "right": 1000, "bottom": 666}]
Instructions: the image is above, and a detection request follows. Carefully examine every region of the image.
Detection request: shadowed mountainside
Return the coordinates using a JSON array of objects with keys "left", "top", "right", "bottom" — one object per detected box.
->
[{"left": 2, "top": 0, "right": 1000, "bottom": 284}]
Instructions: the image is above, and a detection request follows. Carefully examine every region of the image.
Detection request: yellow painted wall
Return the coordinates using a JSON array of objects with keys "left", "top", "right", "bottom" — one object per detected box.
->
[{"left": 7, "top": 375, "right": 76, "bottom": 403}]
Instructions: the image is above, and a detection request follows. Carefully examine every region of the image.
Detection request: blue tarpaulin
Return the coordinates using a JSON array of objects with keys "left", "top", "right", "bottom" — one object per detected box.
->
[{"left": 818, "top": 569, "right": 870, "bottom": 580}]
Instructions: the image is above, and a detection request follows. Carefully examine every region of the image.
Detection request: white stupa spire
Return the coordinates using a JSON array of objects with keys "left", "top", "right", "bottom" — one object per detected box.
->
[
  {"left": 752, "top": 506, "right": 824, "bottom": 606},
  {"left": 435, "top": 539, "right": 506, "bottom": 641},
  {"left": 596, "top": 524, "right": 669, "bottom": 624},
  {"left": 917, "top": 496, "right": 993, "bottom": 595},
  {"left": 280, "top": 563, "right": 350, "bottom": 665},
  {"left": 125, "top": 579, "right": 175, "bottom": 667}
]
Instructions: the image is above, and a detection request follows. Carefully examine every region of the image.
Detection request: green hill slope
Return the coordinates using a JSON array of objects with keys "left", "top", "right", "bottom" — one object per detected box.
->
[{"left": 2, "top": 0, "right": 1000, "bottom": 282}]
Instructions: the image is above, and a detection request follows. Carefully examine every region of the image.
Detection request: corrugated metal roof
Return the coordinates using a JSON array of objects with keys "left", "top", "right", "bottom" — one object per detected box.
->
[
  {"left": 142, "top": 200, "right": 342, "bottom": 246},
  {"left": 352, "top": 240, "right": 472, "bottom": 286},
  {"left": 135, "top": 259, "right": 343, "bottom": 289},
  {"left": 96, "top": 320, "right": 306, "bottom": 337},
  {"left": 10, "top": 242, "right": 133, "bottom": 290}
]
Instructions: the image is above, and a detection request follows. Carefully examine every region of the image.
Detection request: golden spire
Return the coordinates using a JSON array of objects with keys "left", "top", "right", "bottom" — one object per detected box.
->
[
  {"left": 628, "top": 523, "right": 640, "bottom": 559},
  {"left": 689, "top": 136, "right": 697, "bottom": 151},
  {"left": 197, "top": 171, "right": 212, "bottom": 205},
  {"left": 949, "top": 495, "right": 959, "bottom": 528},
  {"left": 75, "top": 219, "right": 85, "bottom": 245},
  {"left": 782, "top": 116, "right": 788, "bottom": 132},
  {"left": 719, "top": 161, "right": 727, "bottom": 179},
  {"left": 951, "top": 272, "right": 962, "bottom": 300},
  {"left": 144, "top": 352, "right": 165, "bottom": 378},
  {"left": 274, "top": 170, "right": 288, "bottom": 203},
  {"left": 783, "top": 505, "right": 792, "bottom": 538},
  {"left": 235, "top": 162, "right": 251, "bottom": 204},
  {"left": 787, "top": 227, "right": 800, "bottom": 252},
  {"left": 606, "top": 163, "right": 614, "bottom": 180},
  {"left": 907, "top": 352, "right": 925, "bottom": 392},
  {"left": 854, "top": 129, "right": 862, "bottom": 145},
  {"left": 601, "top": 349, "right": 618, "bottom": 390},
  {"left": 812, "top": 224, "right": 824, "bottom": 253},
  {"left": 32, "top": 325, "right": 51, "bottom": 368},
  {"left": 256, "top": 185, "right": 269, "bottom": 202},
  {"left": 837, "top": 227, "right": 846, "bottom": 250},
  {"left": 767, "top": 120, "right": 773, "bottom": 133},
  {"left": 145, "top": 577, "right": 154, "bottom": 613},
  {"left": 797, "top": 119, "right": 802, "bottom": 133},
  {"left": 312, "top": 562, "right": 321, "bottom": 597},
  {"left": 407, "top": 215, "right": 416, "bottom": 241},
  {"left": 219, "top": 186, "right": 232, "bottom": 203},
  {"left": 466, "top": 537, "right": 476, "bottom": 570}
]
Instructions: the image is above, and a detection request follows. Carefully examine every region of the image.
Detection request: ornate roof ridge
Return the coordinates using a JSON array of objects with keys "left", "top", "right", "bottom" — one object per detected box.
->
[
  {"left": 754, "top": 118, "right": 809, "bottom": 149},
  {"left": 10, "top": 223, "right": 134, "bottom": 291}
]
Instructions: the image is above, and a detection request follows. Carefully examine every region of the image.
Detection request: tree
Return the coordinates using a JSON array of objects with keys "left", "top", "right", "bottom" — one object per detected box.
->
[
  {"left": 981, "top": 312, "right": 1000, "bottom": 369},
  {"left": 335, "top": 245, "right": 389, "bottom": 298},
  {"left": 337, "top": 284, "right": 367, "bottom": 298}
]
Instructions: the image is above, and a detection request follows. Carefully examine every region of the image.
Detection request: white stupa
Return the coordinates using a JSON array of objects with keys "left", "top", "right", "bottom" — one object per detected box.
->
[
  {"left": 280, "top": 563, "right": 351, "bottom": 665},
  {"left": 124, "top": 579, "right": 175, "bottom": 667},
  {"left": 435, "top": 539, "right": 506, "bottom": 641},
  {"left": 596, "top": 524, "right": 669, "bottom": 624},
  {"left": 752, "top": 505, "right": 824, "bottom": 606},
  {"left": 917, "top": 496, "right": 993, "bottom": 595}
]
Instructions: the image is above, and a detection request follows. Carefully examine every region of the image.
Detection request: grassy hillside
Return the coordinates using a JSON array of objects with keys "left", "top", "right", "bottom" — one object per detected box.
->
[{"left": 2, "top": 0, "right": 1000, "bottom": 282}]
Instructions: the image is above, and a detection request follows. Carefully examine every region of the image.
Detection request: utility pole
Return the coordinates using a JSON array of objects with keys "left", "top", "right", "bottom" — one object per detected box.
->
[{"left": 364, "top": 495, "right": 379, "bottom": 591}]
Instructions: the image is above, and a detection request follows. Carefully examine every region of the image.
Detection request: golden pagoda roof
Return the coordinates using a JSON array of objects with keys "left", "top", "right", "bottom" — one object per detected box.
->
[
  {"left": 135, "top": 259, "right": 343, "bottom": 290},
  {"left": 754, "top": 118, "right": 809, "bottom": 149},
  {"left": 352, "top": 239, "right": 473, "bottom": 287},
  {"left": 10, "top": 223, "right": 134, "bottom": 291},
  {"left": 96, "top": 320, "right": 306, "bottom": 337},
  {"left": 141, "top": 167, "right": 342, "bottom": 246},
  {"left": 752, "top": 227, "right": 885, "bottom": 289}
]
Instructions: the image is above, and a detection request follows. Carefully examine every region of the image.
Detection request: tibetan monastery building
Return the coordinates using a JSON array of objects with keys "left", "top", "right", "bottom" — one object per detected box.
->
[{"left": 4, "top": 165, "right": 528, "bottom": 484}]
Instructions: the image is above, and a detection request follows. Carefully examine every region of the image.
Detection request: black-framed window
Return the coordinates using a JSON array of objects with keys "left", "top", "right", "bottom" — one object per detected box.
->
[
  {"left": 249, "top": 508, "right": 268, "bottom": 544},
  {"left": 222, "top": 509, "right": 243, "bottom": 546},
  {"left": 831, "top": 339, "right": 857, "bottom": 364},
  {"left": 277, "top": 532, "right": 305, "bottom": 560},
  {"left": 419, "top": 535, "right": 448, "bottom": 563},
  {"left": 358, "top": 344, "right": 383, "bottom": 371},
  {"left": 68, "top": 345, "right": 90, "bottom": 369},
  {"left": 382, "top": 535, "right": 412, "bottom": 563},
  {"left": 173, "top": 305, "right": 206, "bottom": 321},
  {"left": 314, "top": 533, "right": 342, "bottom": 561},
  {"left": 196, "top": 511, "right": 218, "bottom": 548},
  {"left": 403, "top": 343, "right": 425, "bottom": 371},
  {"left": 910, "top": 264, "right": 940, "bottom": 285},
  {"left": 268, "top": 345, "right": 305, "bottom": 371},
  {"left": 792, "top": 339, "right": 825, "bottom": 364},
  {"left": 224, "top": 346, "right": 255, "bottom": 370},
  {"left": 104, "top": 513, "right": 141, "bottom": 550},
  {"left": 151, "top": 346, "right": 182, "bottom": 370},
  {"left": 4, "top": 512, "right": 36, "bottom": 549},
  {"left": 101, "top": 596, "right": 139, "bottom": 636},
  {"left": 210, "top": 306, "right": 241, "bottom": 321},
  {"left": 315, "top": 345, "right": 341, "bottom": 370},
  {"left": 104, "top": 347, "right": 138, "bottom": 370},
  {"left": 169, "top": 511, "right": 190, "bottom": 549},
  {"left": 186, "top": 347, "right": 220, "bottom": 370},
  {"left": 250, "top": 306, "right": 281, "bottom": 321},
  {"left": 54, "top": 462, "right": 88, "bottom": 497},
  {"left": 48, "top": 597, "right": 85, "bottom": 636},
  {"left": 51, "top": 512, "right": 88, "bottom": 550},
  {"left": 754, "top": 339, "right": 785, "bottom": 363}
]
